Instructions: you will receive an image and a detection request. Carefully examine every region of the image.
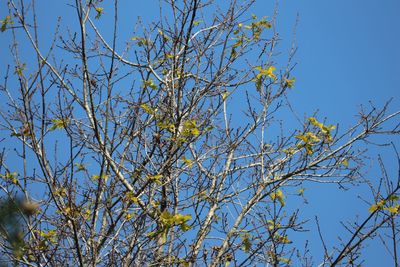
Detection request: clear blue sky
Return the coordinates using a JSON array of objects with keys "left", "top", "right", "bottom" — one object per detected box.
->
[
  {"left": 275, "top": 0, "right": 400, "bottom": 119},
  {"left": 1, "top": 0, "right": 399, "bottom": 265}
]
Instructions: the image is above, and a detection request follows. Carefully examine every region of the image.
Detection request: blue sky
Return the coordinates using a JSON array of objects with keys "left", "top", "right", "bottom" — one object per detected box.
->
[
  {"left": 271, "top": 1, "right": 400, "bottom": 265},
  {"left": 276, "top": 0, "right": 400, "bottom": 120},
  {"left": 1, "top": 0, "right": 399, "bottom": 265}
]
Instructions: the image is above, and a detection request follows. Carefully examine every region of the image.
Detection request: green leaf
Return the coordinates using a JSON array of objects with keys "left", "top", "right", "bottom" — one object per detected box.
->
[
  {"left": 14, "top": 63, "right": 26, "bottom": 75},
  {"left": 1, "top": 15, "right": 12, "bottom": 32},
  {"left": 124, "top": 192, "right": 139, "bottom": 204},
  {"left": 384, "top": 205, "right": 400, "bottom": 214},
  {"left": 181, "top": 156, "right": 193, "bottom": 167},
  {"left": 222, "top": 91, "right": 230, "bottom": 101},
  {"left": 230, "top": 48, "right": 237, "bottom": 58},
  {"left": 146, "top": 231, "right": 158, "bottom": 239},
  {"left": 180, "top": 222, "right": 191, "bottom": 232},
  {"left": 241, "top": 235, "right": 252, "bottom": 253},
  {"left": 38, "top": 230, "right": 57, "bottom": 244},
  {"left": 193, "top": 20, "right": 203, "bottom": 26},
  {"left": 140, "top": 103, "right": 156, "bottom": 115},
  {"left": 0, "top": 172, "right": 18, "bottom": 184},
  {"left": 181, "top": 120, "right": 200, "bottom": 137},
  {"left": 49, "top": 119, "right": 68, "bottom": 131},
  {"left": 297, "top": 188, "right": 305, "bottom": 196},
  {"left": 278, "top": 257, "right": 292, "bottom": 264},
  {"left": 255, "top": 66, "right": 276, "bottom": 80},
  {"left": 275, "top": 233, "right": 292, "bottom": 244},
  {"left": 157, "top": 120, "right": 176, "bottom": 132},
  {"left": 244, "top": 16, "right": 271, "bottom": 40},
  {"left": 270, "top": 189, "right": 285, "bottom": 206},
  {"left": 159, "top": 211, "right": 191, "bottom": 231},
  {"left": 95, "top": 7, "right": 104, "bottom": 19},
  {"left": 388, "top": 195, "right": 399, "bottom": 201},
  {"left": 125, "top": 212, "right": 135, "bottom": 220},
  {"left": 54, "top": 187, "right": 67, "bottom": 197},
  {"left": 158, "top": 29, "right": 170, "bottom": 41},
  {"left": 147, "top": 174, "right": 163, "bottom": 185},
  {"left": 142, "top": 79, "right": 158, "bottom": 90},
  {"left": 295, "top": 132, "right": 320, "bottom": 144},
  {"left": 341, "top": 159, "right": 349, "bottom": 167},
  {"left": 91, "top": 174, "right": 109, "bottom": 181},
  {"left": 308, "top": 117, "right": 336, "bottom": 142},
  {"left": 131, "top": 36, "right": 149, "bottom": 47},
  {"left": 255, "top": 77, "right": 262, "bottom": 91},
  {"left": 283, "top": 147, "right": 296, "bottom": 155},
  {"left": 75, "top": 163, "right": 86, "bottom": 172},
  {"left": 368, "top": 199, "right": 385, "bottom": 213},
  {"left": 232, "top": 37, "right": 243, "bottom": 48},
  {"left": 267, "top": 220, "right": 281, "bottom": 231},
  {"left": 284, "top": 77, "right": 295, "bottom": 88}
]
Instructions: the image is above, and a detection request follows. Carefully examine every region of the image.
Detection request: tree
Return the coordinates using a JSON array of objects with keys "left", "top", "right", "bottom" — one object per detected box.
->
[{"left": 0, "top": 0, "right": 399, "bottom": 266}]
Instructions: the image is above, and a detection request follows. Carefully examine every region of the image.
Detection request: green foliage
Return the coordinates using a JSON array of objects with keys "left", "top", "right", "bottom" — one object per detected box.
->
[
  {"left": 140, "top": 103, "right": 156, "bottom": 115},
  {"left": 158, "top": 29, "right": 170, "bottom": 41},
  {"left": 74, "top": 163, "right": 87, "bottom": 172},
  {"left": 142, "top": 79, "right": 158, "bottom": 90},
  {"left": 277, "top": 257, "right": 292, "bottom": 265},
  {"left": 147, "top": 211, "right": 192, "bottom": 240},
  {"left": 244, "top": 15, "right": 271, "bottom": 40},
  {"left": 37, "top": 230, "right": 57, "bottom": 244},
  {"left": 124, "top": 192, "right": 139, "bottom": 204},
  {"left": 0, "top": 172, "right": 18, "bottom": 184},
  {"left": 297, "top": 188, "right": 305, "bottom": 196},
  {"left": 146, "top": 174, "right": 163, "bottom": 185},
  {"left": 2, "top": 1, "right": 398, "bottom": 265},
  {"left": 0, "top": 15, "right": 12, "bottom": 32},
  {"left": 255, "top": 66, "right": 276, "bottom": 80},
  {"left": 14, "top": 63, "right": 26, "bottom": 75},
  {"left": 254, "top": 65, "right": 277, "bottom": 91},
  {"left": 181, "top": 156, "right": 193, "bottom": 168},
  {"left": 157, "top": 120, "right": 176, "bottom": 132},
  {"left": 341, "top": 159, "right": 349, "bottom": 167},
  {"left": 284, "top": 77, "right": 295, "bottom": 88},
  {"left": 54, "top": 187, "right": 67, "bottom": 197},
  {"left": 232, "top": 37, "right": 243, "bottom": 49},
  {"left": 159, "top": 211, "right": 192, "bottom": 232},
  {"left": 369, "top": 195, "right": 400, "bottom": 214},
  {"left": 295, "top": 132, "right": 320, "bottom": 155},
  {"left": 91, "top": 174, "right": 109, "bottom": 181},
  {"left": 181, "top": 119, "right": 200, "bottom": 137},
  {"left": 131, "top": 36, "right": 150, "bottom": 47},
  {"left": 49, "top": 118, "right": 69, "bottom": 131},
  {"left": 193, "top": 20, "right": 202, "bottom": 26},
  {"left": 294, "top": 117, "right": 336, "bottom": 155},
  {"left": 282, "top": 147, "right": 296, "bottom": 155},
  {"left": 368, "top": 199, "right": 386, "bottom": 213},
  {"left": 94, "top": 7, "right": 104, "bottom": 19},
  {"left": 308, "top": 117, "right": 336, "bottom": 142},
  {"left": 270, "top": 189, "right": 285, "bottom": 206},
  {"left": 240, "top": 233, "right": 252, "bottom": 253}
]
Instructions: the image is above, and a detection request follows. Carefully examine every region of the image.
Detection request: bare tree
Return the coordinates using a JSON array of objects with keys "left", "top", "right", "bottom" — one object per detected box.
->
[{"left": 0, "top": 0, "right": 399, "bottom": 266}]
